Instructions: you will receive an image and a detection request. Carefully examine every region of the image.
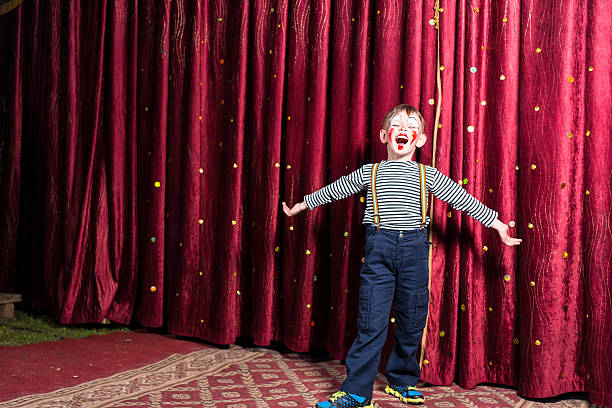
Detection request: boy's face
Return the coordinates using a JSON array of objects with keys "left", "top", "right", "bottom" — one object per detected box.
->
[{"left": 379, "top": 110, "right": 426, "bottom": 160}]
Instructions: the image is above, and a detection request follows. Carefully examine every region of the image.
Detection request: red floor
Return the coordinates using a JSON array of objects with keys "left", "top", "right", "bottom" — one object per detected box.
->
[{"left": 0, "top": 330, "right": 209, "bottom": 402}]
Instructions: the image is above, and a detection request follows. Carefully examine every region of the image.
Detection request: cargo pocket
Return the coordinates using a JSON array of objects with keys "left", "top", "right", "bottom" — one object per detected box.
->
[
  {"left": 357, "top": 285, "right": 372, "bottom": 331},
  {"left": 407, "top": 289, "right": 430, "bottom": 331},
  {"left": 413, "top": 289, "right": 430, "bottom": 331}
]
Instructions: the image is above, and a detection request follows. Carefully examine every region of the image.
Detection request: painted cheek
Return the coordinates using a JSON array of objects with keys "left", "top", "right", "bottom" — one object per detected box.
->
[
  {"left": 388, "top": 128, "right": 394, "bottom": 142},
  {"left": 410, "top": 131, "right": 418, "bottom": 144}
]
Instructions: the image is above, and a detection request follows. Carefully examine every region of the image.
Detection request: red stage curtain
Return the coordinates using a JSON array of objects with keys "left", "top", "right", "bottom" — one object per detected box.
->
[{"left": 0, "top": 1, "right": 609, "bottom": 405}]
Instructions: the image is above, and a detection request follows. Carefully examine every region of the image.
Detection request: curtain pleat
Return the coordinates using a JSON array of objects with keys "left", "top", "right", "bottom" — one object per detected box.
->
[{"left": 0, "top": 0, "right": 610, "bottom": 404}]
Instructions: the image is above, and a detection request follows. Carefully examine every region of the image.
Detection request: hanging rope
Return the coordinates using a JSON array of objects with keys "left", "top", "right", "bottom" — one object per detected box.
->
[
  {"left": 419, "top": 0, "right": 442, "bottom": 369},
  {"left": 0, "top": 0, "right": 23, "bottom": 15}
]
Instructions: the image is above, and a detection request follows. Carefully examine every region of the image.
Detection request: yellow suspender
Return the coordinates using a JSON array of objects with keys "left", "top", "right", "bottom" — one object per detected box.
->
[
  {"left": 371, "top": 163, "right": 381, "bottom": 230},
  {"left": 370, "top": 162, "right": 427, "bottom": 230},
  {"left": 418, "top": 163, "right": 427, "bottom": 230}
]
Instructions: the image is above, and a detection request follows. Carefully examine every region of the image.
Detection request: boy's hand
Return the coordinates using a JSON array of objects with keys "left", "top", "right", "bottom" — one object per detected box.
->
[
  {"left": 282, "top": 201, "right": 307, "bottom": 217},
  {"left": 491, "top": 218, "right": 522, "bottom": 246}
]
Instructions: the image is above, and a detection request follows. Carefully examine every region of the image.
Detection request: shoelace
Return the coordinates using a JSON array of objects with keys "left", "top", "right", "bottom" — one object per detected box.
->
[
  {"left": 330, "top": 391, "right": 347, "bottom": 402},
  {"left": 400, "top": 386, "right": 421, "bottom": 396}
]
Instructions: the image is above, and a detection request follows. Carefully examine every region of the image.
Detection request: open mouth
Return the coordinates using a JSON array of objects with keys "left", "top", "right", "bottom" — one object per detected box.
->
[
  {"left": 395, "top": 133, "right": 410, "bottom": 150},
  {"left": 396, "top": 135, "right": 409, "bottom": 144},
  {"left": 395, "top": 131, "right": 418, "bottom": 150}
]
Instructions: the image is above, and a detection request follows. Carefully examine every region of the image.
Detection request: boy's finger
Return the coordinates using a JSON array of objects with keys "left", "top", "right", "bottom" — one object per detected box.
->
[
  {"left": 507, "top": 238, "right": 522, "bottom": 245},
  {"left": 281, "top": 202, "right": 294, "bottom": 216}
]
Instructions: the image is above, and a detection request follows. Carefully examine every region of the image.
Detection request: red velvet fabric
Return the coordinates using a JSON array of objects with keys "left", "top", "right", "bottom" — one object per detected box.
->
[{"left": 0, "top": 1, "right": 609, "bottom": 405}]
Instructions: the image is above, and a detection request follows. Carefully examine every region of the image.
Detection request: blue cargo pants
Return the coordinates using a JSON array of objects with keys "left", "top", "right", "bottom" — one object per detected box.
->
[{"left": 340, "top": 225, "right": 430, "bottom": 399}]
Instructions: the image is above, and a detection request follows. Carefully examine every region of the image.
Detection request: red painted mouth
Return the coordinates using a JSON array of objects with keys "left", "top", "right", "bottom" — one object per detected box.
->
[
  {"left": 390, "top": 129, "right": 418, "bottom": 152},
  {"left": 396, "top": 133, "right": 409, "bottom": 144}
]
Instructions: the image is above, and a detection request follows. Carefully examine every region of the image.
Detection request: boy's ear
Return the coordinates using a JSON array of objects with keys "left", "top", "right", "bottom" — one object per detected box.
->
[
  {"left": 379, "top": 129, "right": 388, "bottom": 144},
  {"left": 416, "top": 133, "right": 427, "bottom": 148}
]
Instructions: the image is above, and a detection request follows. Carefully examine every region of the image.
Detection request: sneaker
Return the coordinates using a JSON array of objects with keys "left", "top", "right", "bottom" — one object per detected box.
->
[
  {"left": 315, "top": 390, "right": 373, "bottom": 408},
  {"left": 384, "top": 384, "right": 425, "bottom": 405}
]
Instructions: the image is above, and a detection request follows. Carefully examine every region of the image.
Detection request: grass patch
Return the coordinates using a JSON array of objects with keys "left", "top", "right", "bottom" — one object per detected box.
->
[{"left": 0, "top": 310, "right": 131, "bottom": 346}]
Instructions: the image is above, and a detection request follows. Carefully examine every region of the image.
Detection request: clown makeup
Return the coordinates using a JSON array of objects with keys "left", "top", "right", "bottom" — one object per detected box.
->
[{"left": 388, "top": 113, "right": 421, "bottom": 151}]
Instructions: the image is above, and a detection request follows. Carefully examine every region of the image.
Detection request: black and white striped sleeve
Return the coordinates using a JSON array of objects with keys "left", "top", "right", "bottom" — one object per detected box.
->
[
  {"left": 303, "top": 165, "right": 368, "bottom": 210},
  {"left": 428, "top": 167, "right": 498, "bottom": 227}
]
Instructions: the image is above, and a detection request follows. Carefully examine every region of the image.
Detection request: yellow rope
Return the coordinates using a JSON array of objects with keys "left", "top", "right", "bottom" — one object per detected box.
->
[
  {"left": 0, "top": 0, "right": 23, "bottom": 16},
  {"left": 419, "top": 0, "right": 442, "bottom": 369}
]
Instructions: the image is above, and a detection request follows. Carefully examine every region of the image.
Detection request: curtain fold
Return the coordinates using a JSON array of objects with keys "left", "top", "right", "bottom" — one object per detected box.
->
[{"left": 0, "top": 0, "right": 609, "bottom": 404}]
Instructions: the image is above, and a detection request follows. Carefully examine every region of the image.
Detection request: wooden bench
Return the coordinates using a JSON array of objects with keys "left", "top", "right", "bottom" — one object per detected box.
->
[{"left": 0, "top": 293, "right": 22, "bottom": 320}]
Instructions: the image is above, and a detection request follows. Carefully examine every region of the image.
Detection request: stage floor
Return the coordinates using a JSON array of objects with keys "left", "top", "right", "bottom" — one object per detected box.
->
[{"left": 0, "top": 331, "right": 594, "bottom": 407}]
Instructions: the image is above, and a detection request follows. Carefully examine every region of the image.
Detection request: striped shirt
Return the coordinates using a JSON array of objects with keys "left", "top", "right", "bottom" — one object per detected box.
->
[{"left": 304, "top": 160, "right": 498, "bottom": 230}]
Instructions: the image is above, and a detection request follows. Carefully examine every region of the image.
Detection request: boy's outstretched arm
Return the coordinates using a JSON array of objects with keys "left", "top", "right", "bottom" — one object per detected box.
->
[
  {"left": 490, "top": 218, "right": 522, "bottom": 246},
  {"left": 282, "top": 165, "right": 368, "bottom": 217},
  {"left": 426, "top": 166, "right": 522, "bottom": 247},
  {"left": 282, "top": 201, "right": 307, "bottom": 217}
]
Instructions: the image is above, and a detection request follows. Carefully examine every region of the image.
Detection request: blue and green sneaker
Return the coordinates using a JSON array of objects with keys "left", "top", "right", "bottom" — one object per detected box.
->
[
  {"left": 384, "top": 384, "right": 425, "bottom": 405},
  {"left": 315, "top": 390, "right": 373, "bottom": 408}
]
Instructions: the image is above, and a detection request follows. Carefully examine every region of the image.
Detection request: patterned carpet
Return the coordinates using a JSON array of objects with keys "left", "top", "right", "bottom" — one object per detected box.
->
[{"left": 0, "top": 345, "right": 595, "bottom": 408}]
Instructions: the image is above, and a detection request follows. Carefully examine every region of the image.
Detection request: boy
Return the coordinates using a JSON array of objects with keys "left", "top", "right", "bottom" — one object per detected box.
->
[{"left": 282, "top": 104, "right": 521, "bottom": 408}]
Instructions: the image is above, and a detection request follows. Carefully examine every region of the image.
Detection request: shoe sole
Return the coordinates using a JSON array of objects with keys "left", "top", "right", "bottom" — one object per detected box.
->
[{"left": 384, "top": 385, "right": 425, "bottom": 405}]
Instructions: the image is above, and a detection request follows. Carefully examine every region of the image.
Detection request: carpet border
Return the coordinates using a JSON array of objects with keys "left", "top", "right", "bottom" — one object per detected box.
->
[{"left": 0, "top": 345, "right": 264, "bottom": 408}]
